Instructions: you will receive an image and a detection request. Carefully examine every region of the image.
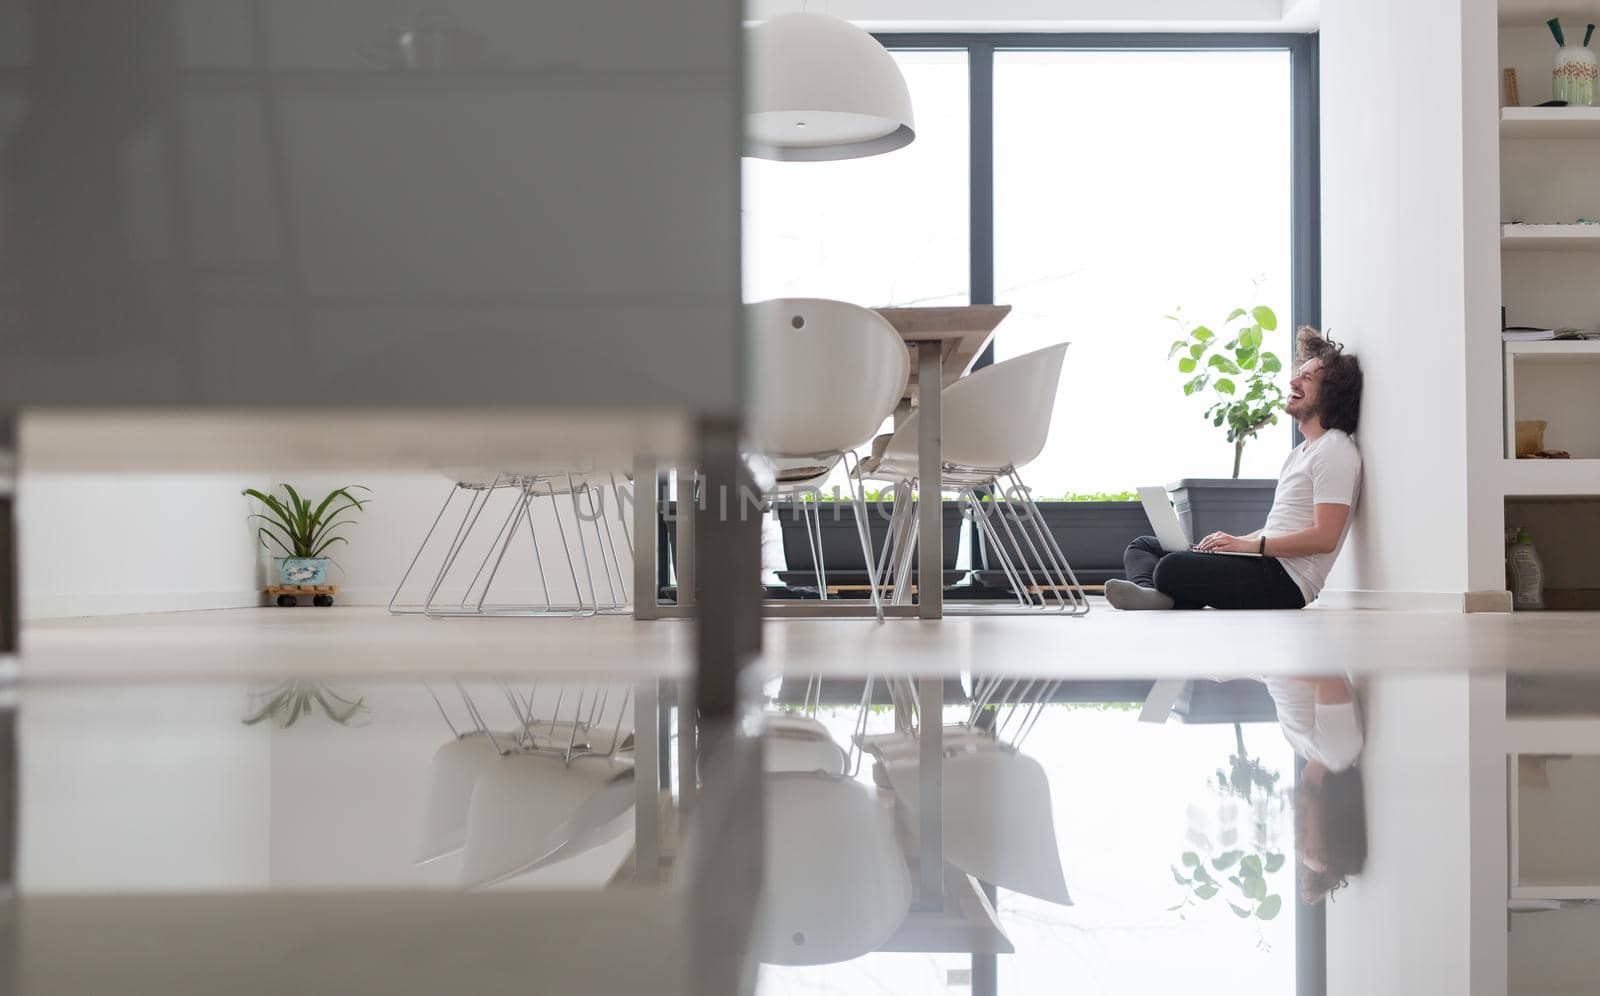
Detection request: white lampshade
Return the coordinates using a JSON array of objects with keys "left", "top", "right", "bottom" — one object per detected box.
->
[{"left": 746, "top": 12, "right": 914, "bottom": 162}]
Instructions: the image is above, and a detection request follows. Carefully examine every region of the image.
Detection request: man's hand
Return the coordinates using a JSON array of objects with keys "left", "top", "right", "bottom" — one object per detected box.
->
[{"left": 1194, "top": 531, "right": 1255, "bottom": 554}]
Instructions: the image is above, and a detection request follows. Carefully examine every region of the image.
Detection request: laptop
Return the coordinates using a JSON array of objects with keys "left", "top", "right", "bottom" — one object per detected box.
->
[{"left": 1137, "top": 486, "right": 1262, "bottom": 557}]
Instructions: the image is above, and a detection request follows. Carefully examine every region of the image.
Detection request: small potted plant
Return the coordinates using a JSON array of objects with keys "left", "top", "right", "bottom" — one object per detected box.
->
[
  {"left": 244, "top": 484, "right": 369, "bottom": 594},
  {"left": 1162, "top": 295, "right": 1287, "bottom": 540}
]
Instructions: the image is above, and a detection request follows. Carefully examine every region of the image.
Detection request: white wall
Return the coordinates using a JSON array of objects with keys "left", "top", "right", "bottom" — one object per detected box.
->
[
  {"left": 1326, "top": 673, "right": 1506, "bottom": 996},
  {"left": 17, "top": 470, "right": 641, "bottom": 619},
  {"left": 1319, "top": 0, "right": 1496, "bottom": 599},
  {"left": 19, "top": 473, "right": 262, "bottom": 619},
  {"left": 19, "top": 682, "right": 271, "bottom": 892}
]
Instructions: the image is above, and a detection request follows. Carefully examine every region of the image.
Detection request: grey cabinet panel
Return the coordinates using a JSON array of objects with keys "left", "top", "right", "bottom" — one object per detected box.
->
[{"left": 0, "top": 0, "right": 742, "bottom": 411}]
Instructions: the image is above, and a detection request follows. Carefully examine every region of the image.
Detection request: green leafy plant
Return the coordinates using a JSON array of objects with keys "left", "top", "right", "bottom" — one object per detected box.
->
[
  {"left": 244, "top": 681, "right": 368, "bottom": 727},
  {"left": 244, "top": 484, "right": 369, "bottom": 562},
  {"left": 1165, "top": 296, "right": 1287, "bottom": 478},
  {"left": 1169, "top": 723, "right": 1290, "bottom": 949},
  {"left": 1053, "top": 490, "right": 1139, "bottom": 502}
]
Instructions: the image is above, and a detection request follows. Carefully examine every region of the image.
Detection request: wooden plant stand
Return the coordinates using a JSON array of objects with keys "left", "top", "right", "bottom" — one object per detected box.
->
[{"left": 266, "top": 584, "right": 338, "bottom": 608}]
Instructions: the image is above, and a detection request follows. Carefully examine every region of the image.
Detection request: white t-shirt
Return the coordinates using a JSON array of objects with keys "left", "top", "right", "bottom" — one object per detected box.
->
[
  {"left": 1261, "top": 676, "right": 1364, "bottom": 772},
  {"left": 1260, "top": 429, "right": 1361, "bottom": 603}
]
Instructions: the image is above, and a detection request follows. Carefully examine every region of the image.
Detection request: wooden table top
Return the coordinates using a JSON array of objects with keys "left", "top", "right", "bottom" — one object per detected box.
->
[{"left": 874, "top": 305, "right": 1012, "bottom": 399}]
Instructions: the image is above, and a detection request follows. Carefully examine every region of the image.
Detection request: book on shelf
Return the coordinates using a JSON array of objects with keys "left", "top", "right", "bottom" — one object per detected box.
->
[{"left": 1501, "top": 327, "right": 1600, "bottom": 342}]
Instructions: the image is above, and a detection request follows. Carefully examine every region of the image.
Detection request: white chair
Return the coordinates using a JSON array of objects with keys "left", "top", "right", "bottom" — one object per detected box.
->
[
  {"left": 759, "top": 771, "right": 913, "bottom": 965},
  {"left": 859, "top": 675, "right": 1073, "bottom": 906},
  {"left": 747, "top": 298, "right": 910, "bottom": 617},
  {"left": 415, "top": 681, "right": 636, "bottom": 889},
  {"left": 388, "top": 466, "right": 635, "bottom": 617},
  {"left": 855, "top": 342, "right": 1089, "bottom": 614},
  {"left": 460, "top": 750, "right": 634, "bottom": 889},
  {"left": 415, "top": 729, "right": 518, "bottom": 865},
  {"left": 762, "top": 713, "right": 849, "bottom": 775}
]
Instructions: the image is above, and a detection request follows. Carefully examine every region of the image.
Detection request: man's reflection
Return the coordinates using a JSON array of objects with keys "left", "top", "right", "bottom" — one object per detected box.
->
[{"left": 1261, "top": 676, "right": 1367, "bottom": 903}]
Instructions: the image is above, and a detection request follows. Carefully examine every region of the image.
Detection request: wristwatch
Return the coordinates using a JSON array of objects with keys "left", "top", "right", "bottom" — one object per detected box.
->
[{"left": 1258, "top": 535, "right": 1267, "bottom": 556}]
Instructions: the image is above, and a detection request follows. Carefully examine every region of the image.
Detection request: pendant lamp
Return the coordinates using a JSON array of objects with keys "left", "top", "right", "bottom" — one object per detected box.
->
[{"left": 746, "top": 12, "right": 915, "bottom": 162}]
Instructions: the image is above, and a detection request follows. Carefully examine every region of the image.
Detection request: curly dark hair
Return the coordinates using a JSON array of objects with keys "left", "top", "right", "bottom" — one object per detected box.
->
[
  {"left": 1295, "top": 327, "right": 1363, "bottom": 435},
  {"left": 1295, "top": 765, "right": 1368, "bottom": 904}
]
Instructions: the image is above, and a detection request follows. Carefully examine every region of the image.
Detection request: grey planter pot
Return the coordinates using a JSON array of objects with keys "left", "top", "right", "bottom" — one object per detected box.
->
[
  {"left": 274, "top": 556, "right": 330, "bottom": 585},
  {"left": 976, "top": 501, "right": 1149, "bottom": 587},
  {"left": 1167, "top": 478, "right": 1277, "bottom": 543},
  {"left": 772, "top": 500, "right": 963, "bottom": 577}
]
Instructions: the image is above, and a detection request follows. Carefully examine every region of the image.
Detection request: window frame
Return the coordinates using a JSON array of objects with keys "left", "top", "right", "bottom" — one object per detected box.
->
[
  {"left": 871, "top": 32, "right": 1320, "bottom": 396},
  {"left": 863, "top": 34, "right": 1325, "bottom": 995}
]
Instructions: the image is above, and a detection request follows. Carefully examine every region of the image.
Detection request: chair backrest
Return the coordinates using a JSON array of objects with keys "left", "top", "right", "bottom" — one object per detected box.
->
[
  {"left": 939, "top": 342, "right": 1069, "bottom": 470},
  {"left": 747, "top": 298, "right": 910, "bottom": 458},
  {"left": 880, "top": 342, "right": 1069, "bottom": 473}
]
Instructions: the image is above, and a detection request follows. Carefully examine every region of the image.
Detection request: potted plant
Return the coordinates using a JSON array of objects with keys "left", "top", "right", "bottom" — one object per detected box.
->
[
  {"left": 1163, "top": 296, "right": 1287, "bottom": 540},
  {"left": 245, "top": 484, "right": 369, "bottom": 588},
  {"left": 1169, "top": 723, "right": 1290, "bottom": 949},
  {"left": 974, "top": 491, "right": 1147, "bottom": 588}
]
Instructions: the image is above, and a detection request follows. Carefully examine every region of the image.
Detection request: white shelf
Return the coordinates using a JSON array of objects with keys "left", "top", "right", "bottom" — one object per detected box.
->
[
  {"left": 1510, "top": 885, "right": 1600, "bottom": 901},
  {"left": 1502, "top": 106, "right": 1600, "bottom": 139},
  {"left": 1508, "top": 717, "right": 1600, "bottom": 753},
  {"left": 1502, "top": 459, "right": 1600, "bottom": 496},
  {"left": 1499, "top": 1, "right": 1600, "bottom": 26},
  {"left": 1503, "top": 224, "right": 1600, "bottom": 251},
  {"left": 1504, "top": 339, "right": 1600, "bottom": 355}
]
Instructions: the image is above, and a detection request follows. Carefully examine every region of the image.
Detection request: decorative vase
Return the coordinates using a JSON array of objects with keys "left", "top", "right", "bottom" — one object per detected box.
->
[
  {"left": 1554, "top": 45, "right": 1597, "bottom": 106},
  {"left": 274, "top": 556, "right": 330, "bottom": 585}
]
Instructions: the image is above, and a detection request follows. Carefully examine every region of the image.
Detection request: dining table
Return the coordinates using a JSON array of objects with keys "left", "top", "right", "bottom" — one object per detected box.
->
[{"left": 634, "top": 303, "right": 1014, "bottom": 621}]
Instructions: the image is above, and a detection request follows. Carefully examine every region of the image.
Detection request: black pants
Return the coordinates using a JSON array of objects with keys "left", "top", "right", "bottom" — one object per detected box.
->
[{"left": 1122, "top": 535, "right": 1306, "bottom": 610}]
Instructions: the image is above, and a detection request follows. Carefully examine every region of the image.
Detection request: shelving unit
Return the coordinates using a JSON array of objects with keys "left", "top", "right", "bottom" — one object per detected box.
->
[
  {"left": 1508, "top": 739, "right": 1600, "bottom": 900},
  {"left": 1502, "top": 340, "right": 1600, "bottom": 459},
  {"left": 1496, "top": 7, "right": 1600, "bottom": 624}
]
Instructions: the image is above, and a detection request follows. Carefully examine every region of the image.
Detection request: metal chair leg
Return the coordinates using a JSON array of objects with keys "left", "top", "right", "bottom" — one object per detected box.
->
[{"left": 389, "top": 481, "right": 470, "bottom": 614}]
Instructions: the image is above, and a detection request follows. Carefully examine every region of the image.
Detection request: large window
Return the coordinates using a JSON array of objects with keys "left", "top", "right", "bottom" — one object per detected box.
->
[
  {"left": 743, "top": 39, "right": 1312, "bottom": 497},
  {"left": 993, "top": 51, "right": 1294, "bottom": 493},
  {"left": 743, "top": 51, "right": 969, "bottom": 307}
]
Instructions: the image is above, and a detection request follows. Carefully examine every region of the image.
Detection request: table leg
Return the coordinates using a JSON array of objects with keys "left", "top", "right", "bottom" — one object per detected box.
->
[
  {"left": 675, "top": 462, "right": 696, "bottom": 611},
  {"left": 1, "top": 412, "right": 17, "bottom": 995},
  {"left": 632, "top": 455, "right": 658, "bottom": 619},
  {"left": 916, "top": 343, "right": 943, "bottom": 620},
  {"left": 633, "top": 678, "right": 661, "bottom": 884},
  {"left": 915, "top": 676, "right": 944, "bottom": 910}
]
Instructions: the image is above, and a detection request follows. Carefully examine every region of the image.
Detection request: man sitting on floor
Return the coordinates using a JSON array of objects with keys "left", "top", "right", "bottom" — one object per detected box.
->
[{"left": 1107, "top": 327, "right": 1363, "bottom": 610}]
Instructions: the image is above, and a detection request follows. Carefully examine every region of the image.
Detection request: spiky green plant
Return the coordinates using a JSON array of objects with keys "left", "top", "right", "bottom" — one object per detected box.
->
[
  {"left": 244, "top": 682, "right": 367, "bottom": 727},
  {"left": 243, "top": 484, "right": 369, "bottom": 562}
]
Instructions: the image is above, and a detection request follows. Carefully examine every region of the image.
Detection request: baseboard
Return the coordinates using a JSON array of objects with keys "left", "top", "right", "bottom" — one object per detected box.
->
[
  {"left": 1464, "top": 589, "right": 1514, "bottom": 613},
  {"left": 22, "top": 589, "right": 263, "bottom": 620},
  {"left": 1314, "top": 588, "right": 1509, "bottom": 613}
]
